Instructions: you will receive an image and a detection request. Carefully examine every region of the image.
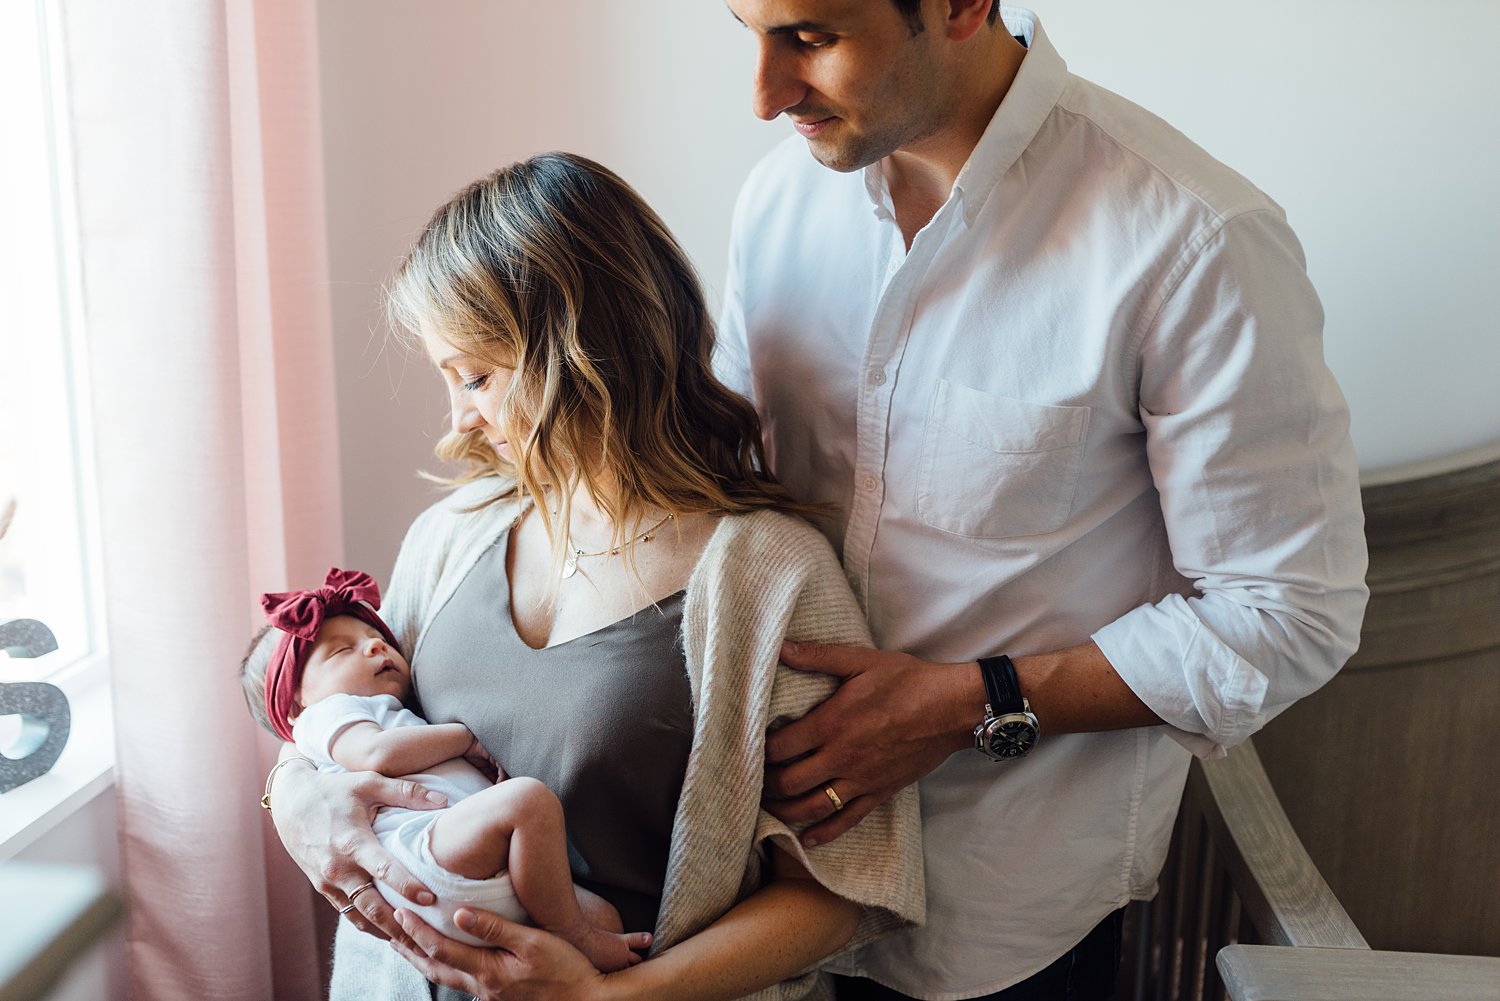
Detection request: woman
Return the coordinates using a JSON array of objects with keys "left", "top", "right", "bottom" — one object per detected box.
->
[{"left": 267, "top": 152, "right": 923, "bottom": 1000}]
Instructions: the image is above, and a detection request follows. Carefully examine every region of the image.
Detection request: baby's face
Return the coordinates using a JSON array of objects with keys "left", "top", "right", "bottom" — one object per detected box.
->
[{"left": 295, "top": 615, "right": 412, "bottom": 712}]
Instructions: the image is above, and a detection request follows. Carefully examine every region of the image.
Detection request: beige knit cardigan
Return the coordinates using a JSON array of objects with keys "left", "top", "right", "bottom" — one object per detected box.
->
[{"left": 328, "top": 480, "right": 925, "bottom": 1001}]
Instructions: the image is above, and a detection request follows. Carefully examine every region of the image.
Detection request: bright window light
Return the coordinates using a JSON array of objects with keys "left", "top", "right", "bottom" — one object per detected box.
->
[{"left": 0, "top": 0, "right": 103, "bottom": 689}]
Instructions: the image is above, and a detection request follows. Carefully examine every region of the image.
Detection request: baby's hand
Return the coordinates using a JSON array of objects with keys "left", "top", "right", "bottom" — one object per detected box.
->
[{"left": 463, "top": 735, "right": 502, "bottom": 783}]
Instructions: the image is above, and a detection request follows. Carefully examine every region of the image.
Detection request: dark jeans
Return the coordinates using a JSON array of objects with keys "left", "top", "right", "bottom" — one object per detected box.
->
[{"left": 834, "top": 908, "right": 1124, "bottom": 1001}]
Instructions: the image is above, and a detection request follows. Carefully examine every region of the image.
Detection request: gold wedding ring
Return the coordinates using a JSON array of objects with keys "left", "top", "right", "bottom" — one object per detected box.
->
[
  {"left": 339, "top": 881, "right": 376, "bottom": 916},
  {"left": 824, "top": 785, "right": 845, "bottom": 812}
]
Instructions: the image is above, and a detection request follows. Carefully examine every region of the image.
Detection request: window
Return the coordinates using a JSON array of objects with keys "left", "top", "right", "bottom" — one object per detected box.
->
[{"left": 0, "top": 1, "right": 104, "bottom": 692}]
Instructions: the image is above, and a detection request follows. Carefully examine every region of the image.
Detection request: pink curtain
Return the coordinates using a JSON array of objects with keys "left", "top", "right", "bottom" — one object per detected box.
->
[{"left": 64, "top": 1, "right": 340, "bottom": 997}]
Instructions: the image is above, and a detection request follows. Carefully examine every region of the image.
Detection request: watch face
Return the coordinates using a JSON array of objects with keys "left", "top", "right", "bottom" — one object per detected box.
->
[{"left": 986, "top": 717, "right": 1038, "bottom": 758}]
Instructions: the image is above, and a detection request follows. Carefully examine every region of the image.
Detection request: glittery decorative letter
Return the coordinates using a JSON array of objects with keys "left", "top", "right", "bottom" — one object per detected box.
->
[{"left": 0, "top": 618, "right": 71, "bottom": 794}]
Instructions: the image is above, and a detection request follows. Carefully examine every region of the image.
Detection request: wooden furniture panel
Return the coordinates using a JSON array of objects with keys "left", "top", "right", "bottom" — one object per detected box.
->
[
  {"left": 1217, "top": 944, "right": 1500, "bottom": 1001},
  {"left": 1254, "top": 458, "right": 1500, "bottom": 956}
]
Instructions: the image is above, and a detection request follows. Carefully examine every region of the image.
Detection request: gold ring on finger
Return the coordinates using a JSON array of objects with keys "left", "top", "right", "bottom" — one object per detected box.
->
[
  {"left": 824, "top": 785, "right": 845, "bottom": 811},
  {"left": 349, "top": 881, "right": 377, "bottom": 903}
]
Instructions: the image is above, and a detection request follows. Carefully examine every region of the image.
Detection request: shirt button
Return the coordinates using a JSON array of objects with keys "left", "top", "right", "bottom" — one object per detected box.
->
[
  {"left": 870, "top": 370, "right": 887, "bottom": 386},
  {"left": 863, "top": 476, "right": 877, "bottom": 492}
]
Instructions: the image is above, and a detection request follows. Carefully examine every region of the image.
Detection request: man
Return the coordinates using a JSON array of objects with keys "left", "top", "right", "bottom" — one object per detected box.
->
[{"left": 716, "top": 1, "right": 1368, "bottom": 999}]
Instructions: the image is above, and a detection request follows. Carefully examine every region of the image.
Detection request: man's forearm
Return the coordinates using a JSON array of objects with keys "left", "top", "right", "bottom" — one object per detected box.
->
[
  {"left": 1014, "top": 641, "right": 1163, "bottom": 735},
  {"left": 939, "top": 641, "right": 1162, "bottom": 745},
  {"left": 764, "top": 639, "right": 1167, "bottom": 843}
]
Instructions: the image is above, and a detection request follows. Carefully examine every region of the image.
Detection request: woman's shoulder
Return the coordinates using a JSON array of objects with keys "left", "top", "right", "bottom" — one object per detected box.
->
[
  {"left": 707, "top": 509, "right": 840, "bottom": 573},
  {"left": 389, "top": 477, "right": 518, "bottom": 598},
  {"left": 696, "top": 510, "right": 852, "bottom": 594},
  {"left": 405, "top": 477, "right": 518, "bottom": 541},
  {"left": 428, "top": 475, "right": 515, "bottom": 517}
]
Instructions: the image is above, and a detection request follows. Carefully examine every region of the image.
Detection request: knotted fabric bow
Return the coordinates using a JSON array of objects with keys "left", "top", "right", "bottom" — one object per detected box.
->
[{"left": 261, "top": 567, "right": 401, "bottom": 742}]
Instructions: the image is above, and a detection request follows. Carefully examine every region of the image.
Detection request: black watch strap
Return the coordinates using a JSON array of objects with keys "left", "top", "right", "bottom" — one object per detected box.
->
[{"left": 977, "top": 655, "right": 1024, "bottom": 715}]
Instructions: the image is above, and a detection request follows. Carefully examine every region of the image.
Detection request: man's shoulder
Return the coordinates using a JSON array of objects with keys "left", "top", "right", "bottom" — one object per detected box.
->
[{"left": 1053, "top": 74, "right": 1282, "bottom": 223}]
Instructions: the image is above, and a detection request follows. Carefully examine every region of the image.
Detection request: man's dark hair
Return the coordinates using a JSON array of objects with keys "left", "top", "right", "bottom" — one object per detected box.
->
[{"left": 890, "top": 0, "right": 1002, "bottom": 35}]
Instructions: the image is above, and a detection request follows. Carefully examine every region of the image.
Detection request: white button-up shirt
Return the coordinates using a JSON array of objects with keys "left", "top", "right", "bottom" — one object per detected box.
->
[{"left": 717, "top": 8, "right": 1367, "bottom": 997}]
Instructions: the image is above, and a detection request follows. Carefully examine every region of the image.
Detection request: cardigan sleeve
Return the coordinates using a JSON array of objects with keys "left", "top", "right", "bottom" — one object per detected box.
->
[
  {"left": 381, "top": 496, "right": 448, "bottom": 656},
  {"left": 752, "top": 534, "right": 927, "bottom": 954},
  {"left": 382, "top": 477, "right": 512, "bottom": 656},
  {"left": 661, "top": 510, "right": 924, "bottom": 970}
]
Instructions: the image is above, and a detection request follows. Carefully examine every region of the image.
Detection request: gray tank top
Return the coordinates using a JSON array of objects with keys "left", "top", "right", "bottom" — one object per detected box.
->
[{"left": 413, "top": 528, "right": 692, "bottom": 936}]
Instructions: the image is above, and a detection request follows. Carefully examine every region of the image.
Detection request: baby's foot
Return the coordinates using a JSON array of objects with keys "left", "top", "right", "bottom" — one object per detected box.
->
[{"left": 565, "top": 925, "right": 652, "bottom": 973}]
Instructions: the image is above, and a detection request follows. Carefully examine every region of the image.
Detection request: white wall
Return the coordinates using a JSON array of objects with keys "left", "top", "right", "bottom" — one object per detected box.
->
[{"left": 317, "top": 1, "right": 1500, "bottom": 576}]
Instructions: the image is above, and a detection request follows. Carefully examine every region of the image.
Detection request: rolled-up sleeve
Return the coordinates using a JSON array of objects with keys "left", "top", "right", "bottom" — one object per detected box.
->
[{"left": 1093, "top": 208, "right": 1369, "bottom": 756}]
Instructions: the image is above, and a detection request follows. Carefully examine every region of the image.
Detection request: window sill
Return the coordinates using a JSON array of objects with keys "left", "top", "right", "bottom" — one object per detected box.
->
[
  {"left": 0, "top": 860, "right": 122, "bottom": 1001},
  {"left": 0, "top": 679, "right": 115, "bottom": 862}
]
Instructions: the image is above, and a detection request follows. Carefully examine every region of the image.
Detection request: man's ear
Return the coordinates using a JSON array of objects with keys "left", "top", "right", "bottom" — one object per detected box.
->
[{"left": 945, "top": 0, "right": 995, "bottom": 42}]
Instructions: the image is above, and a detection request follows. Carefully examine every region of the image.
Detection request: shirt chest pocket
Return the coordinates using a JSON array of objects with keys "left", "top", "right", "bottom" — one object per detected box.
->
[{"left": 915, "top": 380, "right": 1090, "bottom": 539}]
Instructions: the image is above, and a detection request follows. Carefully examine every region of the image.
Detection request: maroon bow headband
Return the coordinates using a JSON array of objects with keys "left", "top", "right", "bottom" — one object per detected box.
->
[{"left": 261, "top": 567, "right": 401, "bottom": 742}]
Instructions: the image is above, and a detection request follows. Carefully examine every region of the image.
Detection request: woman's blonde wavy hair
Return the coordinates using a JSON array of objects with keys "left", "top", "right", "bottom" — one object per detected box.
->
[{"left": 387, "top": 152, "right": 814, "bottom": 574}]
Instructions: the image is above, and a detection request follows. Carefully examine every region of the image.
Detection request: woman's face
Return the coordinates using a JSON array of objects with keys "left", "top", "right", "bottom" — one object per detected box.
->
[{"left": 421, "top": 325, "right": 518, "bottom": 464}]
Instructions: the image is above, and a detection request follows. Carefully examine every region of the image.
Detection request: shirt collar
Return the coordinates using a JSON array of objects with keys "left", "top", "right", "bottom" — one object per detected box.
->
[
  {"left": 862, "top": 7, "right": 1070, "bottom": 226},
  {"left": 863, "top": 156, "right": 897, "bottom": 220}
]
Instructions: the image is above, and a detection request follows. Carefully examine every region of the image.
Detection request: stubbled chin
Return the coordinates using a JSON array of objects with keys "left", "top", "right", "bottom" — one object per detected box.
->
[
  {"left": 806, "top": 136, "right": 867, "bottom": 174},
  {"left": 811, "top": 149, "right": 862, "bottom": 173}
]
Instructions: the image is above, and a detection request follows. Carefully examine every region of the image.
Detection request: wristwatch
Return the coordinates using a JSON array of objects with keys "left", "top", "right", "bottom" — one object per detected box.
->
[{"left": 974, "top": 655, "right": 1040, "bottom": 760}]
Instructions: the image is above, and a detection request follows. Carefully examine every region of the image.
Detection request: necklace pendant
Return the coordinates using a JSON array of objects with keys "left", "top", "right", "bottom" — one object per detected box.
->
[{"left": 561, "top": 511, "right": 673, "bottom": 576}]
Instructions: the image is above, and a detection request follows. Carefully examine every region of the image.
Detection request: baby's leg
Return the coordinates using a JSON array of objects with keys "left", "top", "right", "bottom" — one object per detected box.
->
[{"left": 427, "top": 777, "right": 651, "bottom": 971}]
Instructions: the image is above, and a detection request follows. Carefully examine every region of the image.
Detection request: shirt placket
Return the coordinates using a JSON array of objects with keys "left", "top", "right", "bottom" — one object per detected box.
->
[{"left": 842, "top": 209, "right": 955, "bottom": 604}]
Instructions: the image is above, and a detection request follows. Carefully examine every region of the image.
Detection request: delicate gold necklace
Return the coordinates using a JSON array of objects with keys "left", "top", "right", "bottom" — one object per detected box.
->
[{"left": 562, "top": 512, "right": 674, "bottom": 579}]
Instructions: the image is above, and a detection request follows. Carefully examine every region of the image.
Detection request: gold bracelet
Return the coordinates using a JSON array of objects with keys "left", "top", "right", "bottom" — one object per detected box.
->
[{"left": 261, "top": 756, "right": 315, "bottom": 814}]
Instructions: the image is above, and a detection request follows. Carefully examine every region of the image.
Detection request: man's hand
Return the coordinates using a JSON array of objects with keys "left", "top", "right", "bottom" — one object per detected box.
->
[
  {"left": 763, "top": 642, "right": 983, "bottom": 847},
  {"left": 390, "top": 907, "right": 610, "bottom": 1001}
]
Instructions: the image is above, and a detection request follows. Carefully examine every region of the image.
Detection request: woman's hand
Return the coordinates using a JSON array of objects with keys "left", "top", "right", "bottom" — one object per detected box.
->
[
  {"left": 269, "top": 762, "right": 447, "bottom": 944},
  {"left": 390, "top": 907, "right": 609, "bottom": 1001},
  {"left": 391, "top": 846, "right": 859, "bottom": 1001}
]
